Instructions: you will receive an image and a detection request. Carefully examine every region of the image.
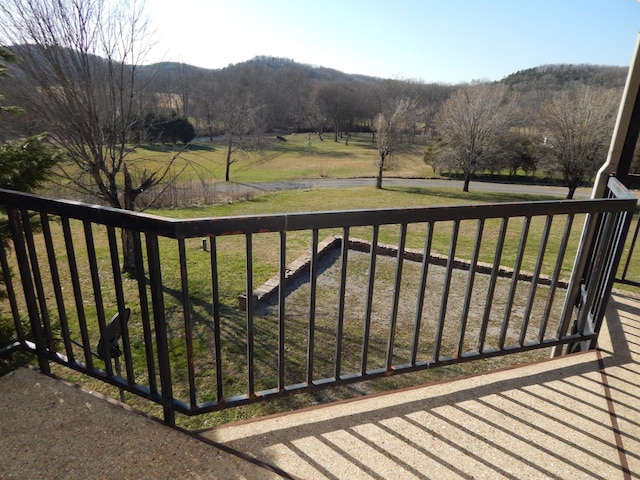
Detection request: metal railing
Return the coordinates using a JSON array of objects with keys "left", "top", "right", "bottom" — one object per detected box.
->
[{"left": 0, "top": 177, "right": 636, "bottom": 425}]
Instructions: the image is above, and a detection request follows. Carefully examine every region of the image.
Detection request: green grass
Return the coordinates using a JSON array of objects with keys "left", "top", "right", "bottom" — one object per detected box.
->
[{"left": 97, "top": 133, "right": 433, "bottom": 185}]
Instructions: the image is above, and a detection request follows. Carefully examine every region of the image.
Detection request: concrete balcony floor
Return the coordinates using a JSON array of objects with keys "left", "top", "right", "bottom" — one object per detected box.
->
[{"left": 2, "top": 291, "right": 639, "bottom": 479}]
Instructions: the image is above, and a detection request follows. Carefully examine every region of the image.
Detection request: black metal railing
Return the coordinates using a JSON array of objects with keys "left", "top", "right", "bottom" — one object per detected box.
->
[
  {"left": 559, "top": 177, "right": 638, "bottom": 354},
  {"left": 0, "top": 177, "right": 636, "bottom": 425}
]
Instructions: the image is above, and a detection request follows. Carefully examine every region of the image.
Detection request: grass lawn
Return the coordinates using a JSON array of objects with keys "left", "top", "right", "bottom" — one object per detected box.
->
[{"left": 119, "top": 133, "right": 434, "bottom": 184}]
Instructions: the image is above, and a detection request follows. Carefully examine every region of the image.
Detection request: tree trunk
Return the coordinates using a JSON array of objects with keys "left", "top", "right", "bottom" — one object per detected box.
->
[
  {"left": 463, "top": 174, "right": 471, "bottom": 192},
  {"left": 376, "top": 154, "right": 385, "bottom": 189},
  {"left": 121, "top": 228, "right": 137, "bottom": 277},
  {"left": 225, "top": 137, "right": 233, "bottom": 182},
  {"left": 121, "top": 165, "right": 138, "bottom": 277}
]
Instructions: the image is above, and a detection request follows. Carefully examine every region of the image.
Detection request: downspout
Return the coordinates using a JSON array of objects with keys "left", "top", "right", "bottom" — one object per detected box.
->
[{"left": 552, "top": 30, "right": 640, "bottom": 356}]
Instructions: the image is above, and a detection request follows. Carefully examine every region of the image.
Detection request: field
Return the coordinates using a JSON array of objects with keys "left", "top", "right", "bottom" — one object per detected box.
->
[{"left": 132, "top": 133, "right": 433, "bottom": 183}]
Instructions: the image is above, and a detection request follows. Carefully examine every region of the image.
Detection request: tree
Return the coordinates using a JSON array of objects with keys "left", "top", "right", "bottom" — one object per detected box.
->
[
  {"left": 373, "top": 97, "right": 424, "bottom": 189},
  {"left": 0, "top": 134, "right": 62, "bottom": 192},
  {"left": 214, "top": 67, "right": 264, "bottom": 182},
  {"left": 537, "top": 86, "right": 619, "bottom": 199},
  {"left": 0, "top": 0, "right": 178, "bottom": 275},
  {"left": 137, "top": 114, "right": 195, "bottom": 144},
  {"left": 496, "top": 131, "right": 540, "bottom": 177},
  {"left": 434, "top": 83, "right": 518, "bottom": 192}
]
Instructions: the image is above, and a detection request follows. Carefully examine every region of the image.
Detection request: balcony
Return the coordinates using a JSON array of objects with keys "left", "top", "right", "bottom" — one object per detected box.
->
[
  {"left": 3, "top": 26, "right": 640, "bottom": 468},
  {"left": 0, "top": 171, "right": 638, "bottom": 478}
]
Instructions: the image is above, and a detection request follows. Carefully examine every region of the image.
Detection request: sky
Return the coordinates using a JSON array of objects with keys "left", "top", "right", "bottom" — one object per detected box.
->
[{"left": 146, "top": 0, "right": 640, "bottom": 84}]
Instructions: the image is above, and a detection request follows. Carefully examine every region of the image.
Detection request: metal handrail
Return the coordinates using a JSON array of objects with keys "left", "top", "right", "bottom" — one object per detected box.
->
[{"left": 0, "top": 179, "right": 635, "bottom": 425}]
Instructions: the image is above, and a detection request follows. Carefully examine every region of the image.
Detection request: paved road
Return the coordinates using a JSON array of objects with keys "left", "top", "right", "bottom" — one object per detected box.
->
[{"left": 213, "top": 177, "right": 592, "bottom": 199}]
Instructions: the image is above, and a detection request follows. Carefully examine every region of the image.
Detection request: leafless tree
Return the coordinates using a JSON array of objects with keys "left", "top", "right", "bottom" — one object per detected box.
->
[
  {"left": 214, "top": 67, "right": 265, "bottom": 182},
  {"left": 434, "top": 83, "right": 518, "bottom": 192},
  {"left": 373, "top": 97, "right": 424, "bottom": 189},
  {"left": 537, "top": 85, "right": 619, "bottom": 199},
  {"left": 0, "top": 0, "right": 182, "bottom": 275}
]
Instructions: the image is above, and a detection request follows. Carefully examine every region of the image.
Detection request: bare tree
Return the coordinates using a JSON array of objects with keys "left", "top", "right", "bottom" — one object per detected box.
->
[
  {"left": 373, "top": 97, "right": 424, "bottom": 189},
  {"left": 214, "top": 67, "right": 265, "bottom": 182},
  {"left": 537, "top": 86, "right": 619, "bottom": 199},
  {"left": 434, "top": 83, "right": 518, "bottom": 192},
  {"left": 0, "top": 0, "right": 179, "bottom": 275}
]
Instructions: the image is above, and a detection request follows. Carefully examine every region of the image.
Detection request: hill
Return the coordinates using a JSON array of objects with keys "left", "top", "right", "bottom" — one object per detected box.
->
[
  {"left": 140, "top": 55, "right": 382, "bottom": 84},
  {"left": 500, "top": 63, "right": 628, "bottom": 92}
]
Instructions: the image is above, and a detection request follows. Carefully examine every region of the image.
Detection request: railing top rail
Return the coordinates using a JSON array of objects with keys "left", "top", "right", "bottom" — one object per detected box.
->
[
  {"left": 604, "top": 176, "right": 639, "bottom": 200},
  {"left": 0, "top": 185, "right": 635, "bottom": 239}
]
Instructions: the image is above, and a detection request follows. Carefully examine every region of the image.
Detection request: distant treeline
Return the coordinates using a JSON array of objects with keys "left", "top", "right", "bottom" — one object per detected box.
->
[{"left": 133, "top": 56, "right": 628, "bottom": 138}]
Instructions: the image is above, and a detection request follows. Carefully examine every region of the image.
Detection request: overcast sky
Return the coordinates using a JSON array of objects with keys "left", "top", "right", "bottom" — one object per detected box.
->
[{"left": 146, "top": 0, "right": 640, "bottom": 84}]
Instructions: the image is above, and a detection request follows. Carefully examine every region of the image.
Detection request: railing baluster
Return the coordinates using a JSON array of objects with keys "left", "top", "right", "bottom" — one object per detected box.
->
[
  {"left": 335, "top": 227, "right": 349, "bottom": 379},
  {"left": 107, "top": 226, "right": 134, "bottom": 385},
  {"left": 538, "top": 214, "right": 574, "bottom": 341},
  {"left": 41, "top": 212, "right": 74, "bottom": 361},
  {"left": 21, "top": 210, "right": 55, "bottom": 352},
  {"left": 411, "top": 222, "right": 433, "bottom": 365},
  {"left": 307, "top": 230, "right": 319, "bottom": 384},
  {"left": 84, "top": 221, "right": 111, "bottom": 376},
  {"left": 145, "top": 233, "right": 175, "bottom": 425},
  {"left": 499, "top": 216, "right": 531, "bottom": 349},
  {"left": 278, "top": 231, "right": 286, "bottom": 391},
  {"left": 8, "top": 208, "right": 49, "bottom": 373},
  {"left": 245, "top": 234, "right": 255, "bottom": 397},
  {"left": 0, "top": 237, "right": 24, "bottom": 342},
  {"left": 457, "top": 219, "right": 484, "bottom": 356},
  {"left": 209, "top": 236, "right": 224, "bottom": 402},
  {"left": 588, "top": 211, "right": 627, "bottom": 323},
  {"left": 520, "top": 215, "right": 552, "bottom": 346},
  {"left": 62, "top": 217, "right": 92, "bottom": 369},
  {"left": 361, "top": 225, "right": 379, "bottom": 374},
  {"left": 618, "top": 213, "right": 639, "bottom": 284},
  {"left": 386, "top": 223, "right": 407, "bottom": 370},
  {"left": 478, "top": 217, "right": 508, "bottom": 353},
  {"left": 178, "top": 238, "right": 197, "bottom": 409},
  {"left": 433, "top": 220, "right": 459, "bottom": 362},
  {"left": 133, "top": 230, "right": 157, "bottom": 394}
]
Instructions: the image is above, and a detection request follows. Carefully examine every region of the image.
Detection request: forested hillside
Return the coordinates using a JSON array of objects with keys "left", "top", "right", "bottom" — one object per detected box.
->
[
  {"left": 501, "top": 64, "right": 627, "bottom": 91},
  {"left": 2, "top": 44, "right": 628, "bottom": 138},
  {"left": 134, "top": 56, "right": 628, "bottom": 138}
]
